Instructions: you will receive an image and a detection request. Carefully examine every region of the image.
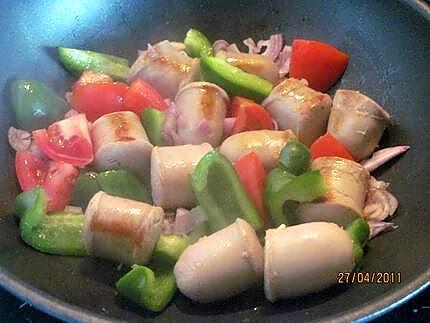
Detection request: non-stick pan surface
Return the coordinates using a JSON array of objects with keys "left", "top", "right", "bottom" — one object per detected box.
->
[{"left": 0, "top": 1, "right": 429, "bottom": 322}]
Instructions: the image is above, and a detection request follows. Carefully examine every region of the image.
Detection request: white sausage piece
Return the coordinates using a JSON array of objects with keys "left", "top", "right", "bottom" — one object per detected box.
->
[
  {"left": 84, "top": 191, "right": 164, "bottom": 266},
  {"left": 327, "top": 89, "right": 391, "bottom": 161},
  {"left": 128, "top": 40, "right": 199, "bottom": 99},
  {"left": 262, "top": 78, "right": 332, "bottom": 146},
  {"left": 174, "top": 82, "right": 229, "bottom": 147},
  {"left": 151, "top": 143, "right": 213, "bottom": 209},
  {"left": 174, "top": 218, "right": 263, "bottom": 303},
  {"left": 295, "top": 157, "right": 370, "bottom": 227},
  {"left": 264, "top": 222, "right": 354, "bottom": 301},
  {"left": 218, "top": 130, "right": 296, "bottom": 170},
  {"left": 216, "top": 50, "right": 279, "bottom": 83},
  {"left": 91, "top": 111, "right": 153, "bottom": 181}
]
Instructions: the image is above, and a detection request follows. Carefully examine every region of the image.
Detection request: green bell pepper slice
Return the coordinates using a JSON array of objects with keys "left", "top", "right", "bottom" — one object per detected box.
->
[
  {"left": 346, "top": 218, "right": 370, "bottom": 266},
  {"left": 265, "top": 170, "right": 325, "bottom": 227},
  {"left": 11, "top": 80, "right": 68, "bottom": 131},
  {"left": 58, "top": 47, "right": 129, "bottom": 82},
  {"left": 190, "top": 151, "right": 263, "bottom": 233},
  {"left": 141, "top": 108, "right": 165, "bottom": 146},
  {"left": 15, "top": 187, "right": 40, "bottom": 219},
  {"left": 278, "top": 140, "right": 311, "bottom": 176},
  {"left": 19, "top": 188, "right": 87, "bottom": 256},
  {"left": 200, "top": 56, "right": 273, "bottom": 103},
  {"left": 151, "top": 235, "right": 190, "bottom": 267},
  {"left": 184, "top": 28, "right": 214, "bottom": 58},
  {"left": 71, "top": 171, "right": 100, "bottom": 210}
]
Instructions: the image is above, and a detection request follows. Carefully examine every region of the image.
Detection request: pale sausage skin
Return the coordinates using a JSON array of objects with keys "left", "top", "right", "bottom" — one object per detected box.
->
[
  {"left": 175, "top": 82, "right": 229, "bottom": 147},
  {"left": 128, "top": 40, "right": 199, "bottom": 99},
  {"left": 295, "top": 157, "right": 370, "bottom": 227},
  {"left": 91, "top": 111, "right": 153, "bottom": 181},
  {"left": 327, "top": 89, "right": 391, "bottom": 161},
  {"left": 262, "top": 78, "right": 332, "bottom": 146},
  {"left": 264, "top": 222, "right": 354, "bottom": 301},
  {"left": 174, "top": 218, "right": 263, "bottom": 303},
  {"left": 84, "top": 191, "right": 164, "bottom": 266},
  {"left": 218, "top": 130, "right": 296, "bottom": 170},
  {"left": 151, "top": 143, "right": 213, "bottom": 209}
]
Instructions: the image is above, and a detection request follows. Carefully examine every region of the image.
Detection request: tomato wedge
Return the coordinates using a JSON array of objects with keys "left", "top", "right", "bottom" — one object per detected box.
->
[
  {"left": 234, "top": 152, "right": 270, "bottom": 228},
  {"left": 310, "top": 133, "right": 355, "bottom": 161},
  {"left": 229, "top": 96, "right": 273, "bottom": 135},
  {"left": 289, "top": 39, "right": 349, "bottom": 92},
  {"left": 33, "top": 114, "right": 93, "bottom": 167},
  {"left": 15, "top": 151, "right": 79, "bottom": 212},
  {"left": 123, "top": 79, "right": 167, "bottom": 112},
  {"left": 70, "top": 82, "right": 129, "bottom": 121}
]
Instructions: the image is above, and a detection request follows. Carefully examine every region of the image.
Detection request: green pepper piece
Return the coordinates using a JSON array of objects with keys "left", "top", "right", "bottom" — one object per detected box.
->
[
  {"left": 97, "top": 169, "right": 152, "bottom": 204},
  {"left": 346, "top": 218, "right": 370, "bottom": 266},
  {"left": 141, "top": 108, "right": 165, "bottom": 146},
  {"left": 184, "top": 28, "right": 214, "bottom": 58},
  {"left": 19, "top": 188, "right": 87, "bottom": 256},
  {"left": 58, "top": 47, "right": 129, "bottom": 82},
  {"left": 71, "top": 171, "right": 101, "bottom": 210},
  {"left": 278, "top": 140, "right": 311, "bottom": 176},
  {"left": 152, "top": 235, "right": 190, "bottom": 267},
  {"left": 11, "top": 80, "right": 68, "bottom": 131},
  {"left": 15, "top": 187, "right": 40, "bottom": 219},
  {"left": 265, "top": 170, "right": 325, "bottom": 227},
  {"left": 190, "top": 151, "right": 263, "bottom": 233},
  {"left": 200, "top": 56, "right": 273, "bottom": 103},
  {"left": 116, "top": 264, "right": 176, "bottom": 312}
]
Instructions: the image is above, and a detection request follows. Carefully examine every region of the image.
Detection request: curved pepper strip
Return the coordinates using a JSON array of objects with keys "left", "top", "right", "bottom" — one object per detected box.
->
[
  {"left": 184, "top": 28, "right": 214, "bottom": 58},
  {"left": 190, "top": 151, "right": 264, "bottom": 234},
  {"left": 346, "top": 218, "right": 370, "bottom": 267},
  {"left": 18, "top": 187, "right": 87, "bottom": 256}
]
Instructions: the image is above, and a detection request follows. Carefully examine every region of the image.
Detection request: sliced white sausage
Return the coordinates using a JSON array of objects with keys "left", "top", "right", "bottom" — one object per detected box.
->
[
  {"left": 262, "top": 78, "right": 332, "bottom": 146},
  {"left": 295, "top": 157, "right": 370, "bottom": 227},
  {"left": 151, "top": 143, "right": 213, "bottom": 209},
  {"left": 175, "top": 82, "right": 229, "bottom": 147},
  {"left": 91, "top": 111, "right": 153, "bottom": 181},
  {"left": 327, "top": 89, "right": 391, "bottom": 160},
  {"left": 174, "top": 218, "right": 263, "bottom": 303},
  {"left": 216, "top": 50, "right": 279, "bottom": 83},
  {"left": 264, "top": 222, "right": 354, "bottom": 301},
  {"left": 84, "top": 191, "right": 164, "bottom": 266},
  {"left": 128, "top": 40, "right": 199, "bottom": 99},
  {"left": 218, "top": 130, "right": 296, "bottom": 170}
]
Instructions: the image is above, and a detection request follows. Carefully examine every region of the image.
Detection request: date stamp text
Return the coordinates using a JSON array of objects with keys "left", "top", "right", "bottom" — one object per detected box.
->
[{"left": 337, "top": 272, "right": 401, "bottom": 284}]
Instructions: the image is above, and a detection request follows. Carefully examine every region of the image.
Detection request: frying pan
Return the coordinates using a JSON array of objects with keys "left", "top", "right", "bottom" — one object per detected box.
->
[{"left": 0, "top": 0, "right": 429, "bottom": 321}]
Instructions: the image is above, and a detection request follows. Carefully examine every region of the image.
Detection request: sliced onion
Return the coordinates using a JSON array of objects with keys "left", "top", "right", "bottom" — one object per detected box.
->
[
  {"left": 361, "top": 146, "right": 410, "bottom": 172},
  {"left": 243, "top": 38, "right": 258, "bottom": 54},
  {"left": 257, "top": 34, "right": 283, "bottom": 61},
  {"left": 223, "top": 117, "right": 236, "bottom": 137},
  {"left": 196, "top": 119, "right": 213, "bottom": 136},
  {"left": 276, "top": 45, "right": 292, "bottom": 78},
  {"left": 8, "top": 127, "right": 31, "bottom": 152},
  {"left": 368, "top": 220, "right": 398, "bottom": 239},
  {"left": 364, "top": 177, "right": 399, "bottom": 222}
]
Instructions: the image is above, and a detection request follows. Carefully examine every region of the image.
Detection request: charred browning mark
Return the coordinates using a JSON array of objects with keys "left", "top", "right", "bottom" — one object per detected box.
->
[{"left": 108, "top": 113, "right": 135, "bottom": 142}]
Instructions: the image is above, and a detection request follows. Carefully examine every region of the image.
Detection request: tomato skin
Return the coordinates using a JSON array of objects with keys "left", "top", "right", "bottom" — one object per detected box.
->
[
  {"left": 70, "top": 82, "right": 129, "bottom": 121},
  {"left": 32, "top": 114, "right": 93, "bottom": 167},
  {"left": 310, "top": 133, "right": 355, "bottom": 161},
  {"left": 289, "top": 39, "right": 349, "bottom": 92},
  {"left": 123, "top": 79, "right": 167, "bottom": 113},
  {"left": 234, "top": 152, "right": 270, "bottom": 228},
  {"left": 229, "top": 96, "right": 273, "bottom": 135},
  {"left": 15, "top": 151, "right": 79, "bottom": 212}
]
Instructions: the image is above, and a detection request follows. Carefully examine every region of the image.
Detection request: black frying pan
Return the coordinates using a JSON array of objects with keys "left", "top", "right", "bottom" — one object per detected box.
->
[{"left": 0, "top": 0, "right": 429, "bottom": 321}]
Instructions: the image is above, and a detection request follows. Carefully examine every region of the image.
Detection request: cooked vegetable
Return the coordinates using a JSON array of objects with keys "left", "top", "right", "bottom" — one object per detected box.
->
[
  {"left": 278, "top": 140, "right": 311, "bottom": 175},
  {"left": 184, "top": 28, "right": 214, "bottom": 57},
  {"left": 262, "top": 78, "right": 332, "bottom": 146},
  {"left": 174, "top": 82, "right": 229, "bottom": 146},
  {"left": 151, "top": 144, "right": 213, "bottom": 209},
  {"left": 84, "top": 191, "right": 164, "bottom": 265},
  {"left": 58, "top": 47, "right": 130, "bottom": 82},
  {"left": 327, "top": 90, "right": 391, "bottom": 160},
  {"left": 123, "top": 79, "right": 167, "bottom": 113},
  {"left": 346, "top": 218, "right": 370, "bottom": 266},
  {"left": 152, "top": 235, "right": 190, "bottom": 267},
  {"left": 229, "top": 96, "right": 273, "bottom": 135},
  {"left": 174, "top": 218, "right": 263, "bottom": 303},
  {"left": 361, "top": 146, "right": 410, "bottom": 172},
  {"left": 11, "top": 80, "right": 68, "bottom": 131},
  {"left": 234, "top": 152, "right": 269, "bottom": 227},
  {"left": 200, "top": 56, "right": 273, "bottom": 103},
  {"left": 32, "top": 114, "right": 93, "bottom": 167},
  {"left": 189, "top": 151, "right": 263, "bottom": 233},
  {"left": 264, "top": 170, "right": 325, "bottom": 226},
  {"left": 71, "top": 171, "right": 100, "bottom": 210},
  {"left": 141, "top": 108, "right": 165, "bottom": 146},
  {"left": 310, "top": 133, "right": 354, "bottom": 161},
  {"left": 15, "top": 187, "right": 40, "bottom": 219},
  {"left": 219, "top": 130, "right": 296, "bottom": 170},
  {"left": 19, "top": 187, "right": 87, "bottom": 256},
  {"left": 264, "top": 222, "right": 354, "bottom": 301},
  {"left": 296, "top": 157, "right": 369, "bottom": 227},
  {"left": 289, "top": 39, "right": 349, "bottom": 92}
]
